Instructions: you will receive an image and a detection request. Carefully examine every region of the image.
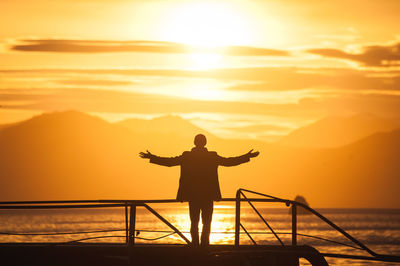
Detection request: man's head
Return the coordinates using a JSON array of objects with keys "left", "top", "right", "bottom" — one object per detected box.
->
[{"left": 194, "top": 134, "right": 207, "bottom": 147}]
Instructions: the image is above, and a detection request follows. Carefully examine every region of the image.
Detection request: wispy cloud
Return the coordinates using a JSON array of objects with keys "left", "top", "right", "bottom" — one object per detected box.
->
[
  {"left": 55, "top": 79, "right": 135, "bottom": 86},
  {"left": 308, "top": 42, "right": 400, "bottom": 67},
  {"left": 0, "top": 88, "right": 287, "bottom": 115},
  {"left": 10, "top": 39, "right": 289, "bottom": 57},
  {"left": 2, "top": 87, "right": 400, "bottom": 119},
  {"left": 225, "top": 68, "right": 400, "bottom": 92},
  {"left": 3, "top": 67, "right": 398, "bottom": 93}
]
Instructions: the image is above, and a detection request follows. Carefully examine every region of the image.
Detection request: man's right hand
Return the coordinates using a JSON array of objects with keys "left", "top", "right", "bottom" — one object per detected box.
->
[{"left": 139, "top": 150, "right": 154, "bottom": 159}]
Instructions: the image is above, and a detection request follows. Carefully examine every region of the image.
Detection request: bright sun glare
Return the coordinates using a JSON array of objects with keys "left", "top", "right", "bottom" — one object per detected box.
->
[
  {"left": 189, "top": 52, "right": 222, "bottom": 70},
  {"left": 161, "top": 1, "right": 251, "bottom": 70}
]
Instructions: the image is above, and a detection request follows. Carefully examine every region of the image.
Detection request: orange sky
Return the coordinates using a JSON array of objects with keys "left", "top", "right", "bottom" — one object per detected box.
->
[{"left": 1, "top": 0, "right": 400, "bottom": 141}]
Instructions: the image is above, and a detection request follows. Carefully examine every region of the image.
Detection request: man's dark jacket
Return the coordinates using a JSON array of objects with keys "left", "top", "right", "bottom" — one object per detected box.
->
[{"left": 150, "top": 147, "right": 250, "bottom": 201}]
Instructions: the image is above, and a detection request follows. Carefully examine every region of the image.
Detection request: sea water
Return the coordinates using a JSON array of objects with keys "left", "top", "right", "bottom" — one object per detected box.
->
[{"left": 0, "top": 204, "right": 399, "bottom": 265}]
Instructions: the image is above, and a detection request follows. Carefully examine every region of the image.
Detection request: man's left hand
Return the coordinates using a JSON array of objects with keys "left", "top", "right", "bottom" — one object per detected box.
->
[{"left": 247, "top": 149, "right": 260, "bottom": 158}]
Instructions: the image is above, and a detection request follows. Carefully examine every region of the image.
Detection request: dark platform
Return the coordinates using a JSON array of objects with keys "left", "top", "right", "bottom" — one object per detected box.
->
[{"left": 0, "top": 243, "right": 328, "bottom": 266}]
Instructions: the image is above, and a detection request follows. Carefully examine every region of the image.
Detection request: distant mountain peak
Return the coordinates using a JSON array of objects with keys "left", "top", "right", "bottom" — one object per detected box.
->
[
  {"left": 278, "top": 113, "right": 399, "bottom": 148},
  {"left": 151, "top": 114, "right": 191, "bottom": 123},
  {"left": 22, "top": 110, "right": 101, "bottom": 123},
  {"left": 117, "top": 114, "right": 213, "bottom": 138},
  {"left": 155, "top": 114, "right": 183, "bottom": 119},
  {"left": 0, "top": 110, "right": 120, "bottom": 139}
]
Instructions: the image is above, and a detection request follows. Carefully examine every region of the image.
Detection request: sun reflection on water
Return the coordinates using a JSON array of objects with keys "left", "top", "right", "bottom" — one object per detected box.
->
[{"left": 139, "top": 203, "right": 237, "bottom": 245}]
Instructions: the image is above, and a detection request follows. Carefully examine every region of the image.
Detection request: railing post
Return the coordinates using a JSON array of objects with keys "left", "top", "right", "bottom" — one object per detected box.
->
[
  {"left": 292, "top": 202, "right": 297, "bottom": 246},
  {"left": 125, "top": 203, "right": 129, "bottom": 244},
  {"left": 234, "top": 190, "right": 241, "bottom": 246},
  {"left": 129, "top": 204, "right": 136, "bottom": 246}
]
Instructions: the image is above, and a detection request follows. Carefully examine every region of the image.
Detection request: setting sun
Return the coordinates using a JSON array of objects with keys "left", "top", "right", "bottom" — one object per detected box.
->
[{"left": 189, "top": 52, "right": 222, "bottom": 70}]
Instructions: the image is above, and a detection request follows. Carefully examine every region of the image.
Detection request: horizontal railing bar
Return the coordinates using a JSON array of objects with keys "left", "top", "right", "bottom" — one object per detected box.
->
[
  {"left": 0, "top": 200, "right": 103, "bottom": 205},
  {"left": 101, "top": 199, "right": 178, "bottom": 204},
  {"left": 66, "top": 235, "right": 126, "bottom": 243},
  {"left": 104, "top": 198, "right": 286, "bottom": 203},
  {"left": 0, "top": 204, "right": 127, "bottom": 209},
  {"left": 0, "top": 229, "right": 125, "bottom": 236},
  {"left": 239, "top": 188, "right": 292, "bottom": 203},
  {"left": 322, "top": 253, "right": 400, "bottom": 262},
  {"left": 0, "top": 198, "right": 286, "bottom": 206}
]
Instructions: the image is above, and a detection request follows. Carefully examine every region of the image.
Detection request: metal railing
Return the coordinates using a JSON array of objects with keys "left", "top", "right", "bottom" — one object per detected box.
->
[
  {"left": 234, "top": 188, "right": 400, "bottom": 263},
  {"left": 0, "top": 188, "right": 399, "bottom": 263}
]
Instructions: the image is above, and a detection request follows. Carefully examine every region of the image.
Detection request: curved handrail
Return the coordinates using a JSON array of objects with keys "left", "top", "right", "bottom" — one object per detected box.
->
[{"left": 237, "top": 188, "right": 396, "bottom": 260}]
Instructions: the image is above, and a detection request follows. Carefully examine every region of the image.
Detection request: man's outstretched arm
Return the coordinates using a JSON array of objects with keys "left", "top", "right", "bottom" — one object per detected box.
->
[
  {"left": 139, "top": 150, "right": 182, "bottom": 167},
  {"left": 218, "top": 149, "right": 260, "bottom": 167}
]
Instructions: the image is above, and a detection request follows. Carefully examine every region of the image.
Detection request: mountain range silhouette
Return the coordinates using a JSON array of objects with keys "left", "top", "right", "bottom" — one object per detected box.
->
[
  {"left": 0, "top": 110, "right": 399, "bottom": 208},
  {"left": 279, "top": 113, "right": 399, "bottom": 148}
]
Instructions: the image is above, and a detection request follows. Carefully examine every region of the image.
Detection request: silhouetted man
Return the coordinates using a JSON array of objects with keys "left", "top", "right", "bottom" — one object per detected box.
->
[{"left": 139, "top": 134, "right": 259, "bottom": 246}]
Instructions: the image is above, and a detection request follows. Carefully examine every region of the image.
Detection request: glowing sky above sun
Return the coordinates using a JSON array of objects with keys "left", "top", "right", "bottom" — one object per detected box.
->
[
  {"left": 1, "top": 0, "right": 400, "bottom": 141},
  {"left": 160, "top": 2, "right": 253, "bottom": 47}
]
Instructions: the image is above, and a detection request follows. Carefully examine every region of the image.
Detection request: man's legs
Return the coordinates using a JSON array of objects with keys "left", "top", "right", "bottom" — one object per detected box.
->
[
  {"left": 188, "top": 201, "right": 200, "bottom": 245},
  {"left": 200, "top": 200, "right": 214, "bottom": 246}
]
